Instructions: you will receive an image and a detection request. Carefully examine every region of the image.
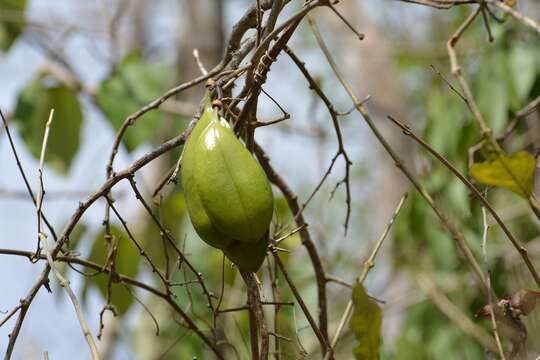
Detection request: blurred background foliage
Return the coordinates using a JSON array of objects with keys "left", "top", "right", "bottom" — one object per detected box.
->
[
  {"left": 0, "top": 0, "right": 539, "bottom": 359},
  {"left": 390, "top": 7, "right": 540, "bottom": 359}
]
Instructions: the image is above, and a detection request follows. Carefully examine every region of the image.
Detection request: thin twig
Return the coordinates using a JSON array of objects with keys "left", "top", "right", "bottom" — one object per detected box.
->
[
  {"left": 285, "top": 46, "right": 352, "bottom": 232},
  {"left": 0, "top": 247, "right": 224, "bottom": 358},
  {"left": 255, "top": 143, "right": 330, "bottom": 349},
  {"left": 324, "top": 193, "right": 408, "bottom": 359},
  {"left": 487, "top": 274, "right": 506, "bottom": 359},
  {"left": 0, "top": 109, "right": 59, "bottom": 246},
  {"left": 481, "top": 206, "right": 506, "bottom": 358},
  {"left": 4, "top": 126, "right": 223, "bottom": 358},
  {"left": 487, "top": 0, "right": 540, "bottom": 34},
  {"left": 106, "top": 199, "right": 170, "bottom": 287},
  {"left": 446, "top": 6, "right": 540, "bottom": 220},
  {"left": 128, "top": 178, "right": 216, "bottom": 311},
  {"left": 326, "top": 2, "right": 365, "bottom": 41},
  {"left": 122, "top": 284, "right": 160, "bottom": 336},
  {"left": 499, "top": 95, "right": 540, "bottom": 141},
  {"left": 0, "top": 249, "right": 166, "bottom": 299},
  {"left": 325, "top": 276, "right": 352, "bottom": 289},
  {"left": 105, "top": 69, "right": 221, "bottom": 178},
  {"left": 41, "top": 238, "right": 101, "bottom": 359},
  {"left": 394, "top": 0, "right": 477, "bottom": 9},
  {"left": 386, "top": 115, "right": 540, "bottom": 289},
  {"left": 151, "top": 164, "right": 176, "bottom": 198},
  {"left": 240, "top": 271, "right": 269, "bottom": 360},
  {"left": 0, "top": 305, "right": 22, "bottom": 328},
  {"left": 192, "top": 49, "right": 208, "bottom": 76},
  {"left": 308, "top": 15, "right": 489, "bottom": 294},
  {"left": 35, "top": 109, "right": 100, "bottom": 359},
  {"left": 272, "top": 251, "right": 330, "bottom": 355},
  {"left": 481, "top": 205, "right": 489, "bottom": 262},
  {"left": 417, "top": 273, "right": 499, "bottom": 353}
]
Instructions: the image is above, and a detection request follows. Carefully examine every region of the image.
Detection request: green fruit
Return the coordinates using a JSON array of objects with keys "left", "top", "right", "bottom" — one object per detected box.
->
[
  {"left": 223, "top": 233, "right": 269, "bottom": 272},
  {"left": 181, "top": 106, "right": 235, "bottom": 249},
  {"left": 181, "top": 97, "right": 274, "bottom": 272},
  {"left": 194, "top": 118, "right": 274, "bottom": 243}
]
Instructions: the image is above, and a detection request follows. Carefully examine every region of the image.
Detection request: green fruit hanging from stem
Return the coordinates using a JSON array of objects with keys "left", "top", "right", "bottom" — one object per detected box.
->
[
  {"left": 181, "top": 103, "right": 235, "bottom": 250},
  {"left": 181, "top": 96, "right": 274, "bottom": 272},
  {"left": 194, "top": 116, "right": 274, "bottom": 243},
  {"left": 223, "top": 233, "right": 270, "bottom": 273}
]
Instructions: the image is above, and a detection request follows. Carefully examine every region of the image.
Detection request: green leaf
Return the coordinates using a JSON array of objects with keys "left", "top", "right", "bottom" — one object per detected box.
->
[
  {"left": 508, "top": 45, "right": 538, "bottom": 102},
  {"left": 470, "top": 151, "right": 536, "bottom": 198},
  {"left": 13, "top": 76, "right": 83, "bottom": 174},
  {"left": 475, "top": 51, "right": 508, "bottom": 134},
  {"left": 96, "top": 52, "right": 169, "bottom": 151},
  {"left": 85, "top": 226, "right": 140, "bottom": 315},
  {"left": 0, "top": 0, "right": 27, "bottom": 51},
  {"left": 350, "top": 281, "right": 382, "bottom": 360},
  {"left": 445, "top": 178, "right": 470, "bottom": 217},
  {"left": 426, "top": 87, "right": 463, "bottom": 155}
]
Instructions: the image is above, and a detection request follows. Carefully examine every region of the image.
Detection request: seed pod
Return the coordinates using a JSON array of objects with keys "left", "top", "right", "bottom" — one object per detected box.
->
[
  {"left": 181, "top": 105, "right": 235, "bottom": 249},
  {"left": 223, "top": 233, "right": 269, "bottom": 272},
  {"left": 194, "top": 118, "right": 274, "bottom": 243},
  {"left": 181, "top": 96, "right": 274, "bottom": 271}
]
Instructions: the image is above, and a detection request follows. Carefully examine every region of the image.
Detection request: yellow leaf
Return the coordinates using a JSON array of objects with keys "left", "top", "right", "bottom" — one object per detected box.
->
[
  {"left": 470, "top": 151, "right": 536, "bottom": 198},
  {"left": 350, "top": 282, "right": 382, "bottom": 360}
]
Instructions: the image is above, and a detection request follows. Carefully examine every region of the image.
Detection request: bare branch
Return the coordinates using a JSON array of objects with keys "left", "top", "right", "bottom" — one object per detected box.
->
[
  {"left": 35, "top": 109, "right": 100, "bottom": 359},
  {"left": 325, "top": 193, "right": 408, "bottom": 358},
  {"left": 417, "top": 273, "right": 499, "bottom": 353},
  {"left": 386, "top": 115, "right": 540, "bottom": 288},
  {"left": 255, "top": 143, "right": 330, "bottom": 348},
  {"left": 306, "top": 13, "right": 489, "bottom": 294},
  {"left": 272, "top": 250, "right": 331, "bottom": 355}
]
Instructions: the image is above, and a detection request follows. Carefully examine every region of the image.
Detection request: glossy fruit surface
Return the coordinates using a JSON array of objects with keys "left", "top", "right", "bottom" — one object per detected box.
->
[
  {"left": 194, "top": 119, "right": 274, "bottom": 243},
  {"left": 181, "top": 99, "right": 274, "bottom": 271},
  {"left": 181, "top": 106, "right": 234, "bottom": 249},
  {"left": 223, "top": 233, "right": 269, "bottom": 272}
]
